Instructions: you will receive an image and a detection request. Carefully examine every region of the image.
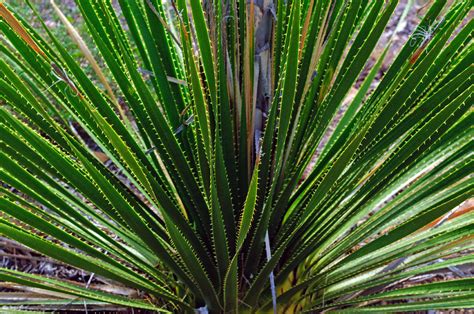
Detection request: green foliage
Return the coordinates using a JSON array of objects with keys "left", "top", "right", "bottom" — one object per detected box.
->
[{"left": 0, "top": 0, "right": 472, "bottom": 312}]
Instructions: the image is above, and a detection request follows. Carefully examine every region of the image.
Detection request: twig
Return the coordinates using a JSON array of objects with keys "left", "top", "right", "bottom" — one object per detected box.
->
[{"left": 145, "top": 0, "right": 182, "bottom": 48}]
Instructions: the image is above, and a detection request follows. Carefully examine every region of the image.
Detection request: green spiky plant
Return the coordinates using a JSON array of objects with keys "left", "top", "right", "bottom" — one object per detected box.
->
[{"left": 0, "top": 0, "right": 473, "bottom": 312}]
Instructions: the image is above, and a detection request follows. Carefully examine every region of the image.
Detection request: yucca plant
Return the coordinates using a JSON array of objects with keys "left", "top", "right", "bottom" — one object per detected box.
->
[{"left": 0, "top": 0, "right": 472, "bottom": 312}]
